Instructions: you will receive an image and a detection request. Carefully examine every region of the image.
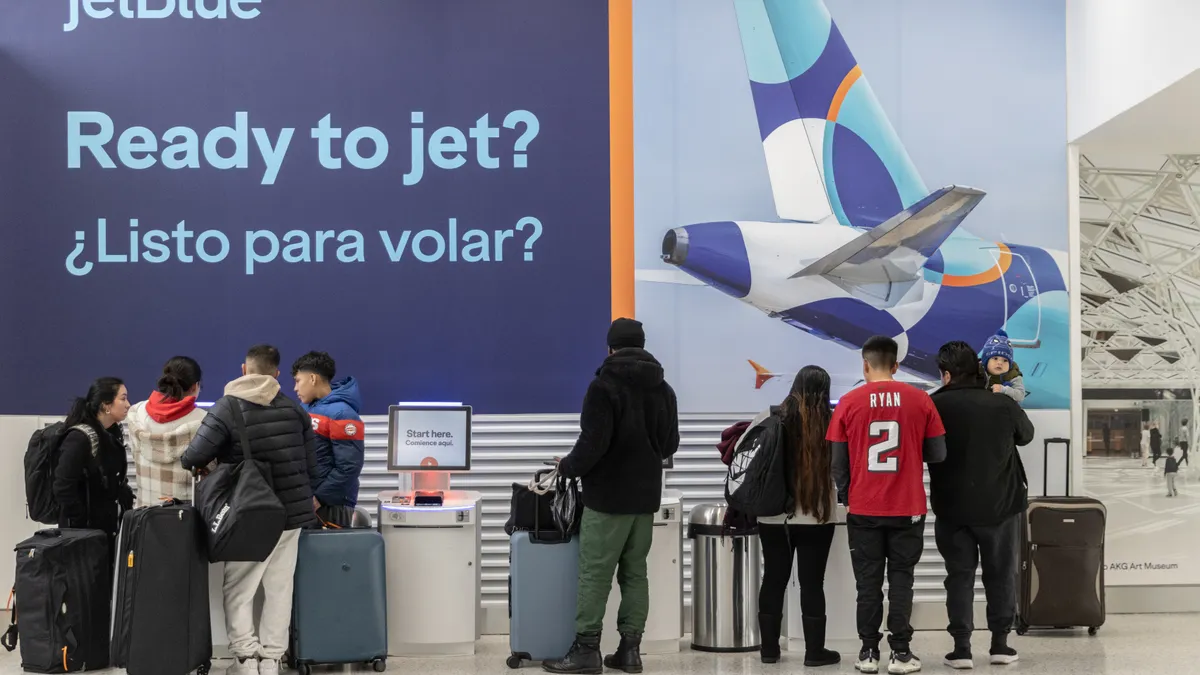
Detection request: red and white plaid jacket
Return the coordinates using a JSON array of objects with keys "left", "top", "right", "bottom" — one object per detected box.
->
[{"left": 125, "top": 402, "right": 209, "bottom": 505}]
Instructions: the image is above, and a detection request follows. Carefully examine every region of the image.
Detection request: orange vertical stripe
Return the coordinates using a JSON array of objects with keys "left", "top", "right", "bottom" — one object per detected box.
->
[
  {"left": 826, "top": 65, "right": 862, "bottom": 122},
  {"left": 609, "top": 0, "right": 635, "bottom": 320}
]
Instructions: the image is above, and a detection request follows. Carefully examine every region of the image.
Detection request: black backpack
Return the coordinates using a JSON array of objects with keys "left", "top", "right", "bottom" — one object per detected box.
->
[
  {"left": 23, "top": 424, "right": 100, "bottom": 525},
  {"left": 724, "top": 411, "right": 791, "bottom": 517}
]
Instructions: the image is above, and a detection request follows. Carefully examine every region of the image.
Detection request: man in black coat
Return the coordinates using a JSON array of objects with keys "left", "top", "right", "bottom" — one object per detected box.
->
[
  {"left": 928, "top": 341, "right": 1034, "bottom": 670},
  {"left": 543, "top": 318, "right": 680, "bottom": 675},
  {"left": 181, "top": 344, "right": 319, "bottom": 675}
]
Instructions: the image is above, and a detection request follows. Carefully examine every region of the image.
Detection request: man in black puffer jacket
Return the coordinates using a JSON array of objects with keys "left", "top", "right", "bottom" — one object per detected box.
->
[
  {"left": 181, "top": 344, "right": 318, "bottom": 675},
  {"left": 544, "top": 319, "right": 679, "bottom": 675}
]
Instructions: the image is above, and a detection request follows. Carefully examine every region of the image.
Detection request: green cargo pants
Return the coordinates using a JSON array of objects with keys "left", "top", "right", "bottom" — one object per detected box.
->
[{"left": 575, "top": 507, "right": 654, "bottom": 635}]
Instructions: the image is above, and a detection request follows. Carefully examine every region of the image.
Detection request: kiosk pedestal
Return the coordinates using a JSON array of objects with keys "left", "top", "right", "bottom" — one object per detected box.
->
[
  {"left": 786, "top": 508, "right": 857, "bottom": 653},
  {"left": 379, "top": 489, "right": 483, "bottom": 656},
  {"left": 601, "top": 490, "right": 683, "bottom": 655}
]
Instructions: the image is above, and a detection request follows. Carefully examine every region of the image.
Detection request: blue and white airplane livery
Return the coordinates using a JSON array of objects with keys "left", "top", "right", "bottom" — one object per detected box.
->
[{"left": 654, "top": 0, "right": 1069, "bottom": 409}]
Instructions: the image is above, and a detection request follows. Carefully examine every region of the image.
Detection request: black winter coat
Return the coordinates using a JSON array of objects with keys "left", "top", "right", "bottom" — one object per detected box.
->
[
  {"left": 181, "top": 393, "right": 320, "bottom": 530},
  {"left": 929, "top": 380, "right": 1035, "bottom": 526},
  {"left": 53, "top": 424, "right": 134, "bottom": 537},
  {"left": 558, "top": 348, "right": 680, "bottom": 515}
]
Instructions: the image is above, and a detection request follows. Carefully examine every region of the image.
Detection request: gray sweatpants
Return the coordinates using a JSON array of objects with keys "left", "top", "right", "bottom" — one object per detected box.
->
[
  {"left": 1167, "top": 473, "right": 1178, "bottom": 494},
  {"left": 223, "top": 529, "right": 301, "bottom": 660}
]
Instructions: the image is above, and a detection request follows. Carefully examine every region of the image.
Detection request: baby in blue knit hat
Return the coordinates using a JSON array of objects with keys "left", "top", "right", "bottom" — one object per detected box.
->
[{"left": 980, "top": 329, "right": 1026, "bottom": 403}]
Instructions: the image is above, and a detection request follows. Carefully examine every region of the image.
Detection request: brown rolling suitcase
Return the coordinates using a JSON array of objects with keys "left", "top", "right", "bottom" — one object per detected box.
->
[{"left": 1016, "top": 438, "right": 1106, "bottom": 636}]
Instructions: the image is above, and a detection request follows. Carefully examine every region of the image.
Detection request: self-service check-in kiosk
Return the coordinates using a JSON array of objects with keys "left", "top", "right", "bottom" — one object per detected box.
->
[{"left": 379, "top": 404, "right": 482, "bottom": 657}]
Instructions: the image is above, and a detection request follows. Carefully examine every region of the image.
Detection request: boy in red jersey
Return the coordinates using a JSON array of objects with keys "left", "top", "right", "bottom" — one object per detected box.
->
[{"left": 829, "top": 336, "right": 946, "bottom": 674}]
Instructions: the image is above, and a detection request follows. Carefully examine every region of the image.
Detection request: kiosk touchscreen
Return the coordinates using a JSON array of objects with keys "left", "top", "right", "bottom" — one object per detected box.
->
[{"left": 387, "top": 404, "right": 472, "bottom": 472}]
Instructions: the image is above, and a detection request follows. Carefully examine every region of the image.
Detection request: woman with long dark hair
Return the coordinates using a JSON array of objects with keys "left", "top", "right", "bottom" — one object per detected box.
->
[
  {"left": 52, "top": 377, "right": 134, "bottom": 537},
  {"left": 126, "top": 356, "right": 208, "bottom": 504},
  {"left": 754, "top": 366, "right": 840, "bottom": 667}
]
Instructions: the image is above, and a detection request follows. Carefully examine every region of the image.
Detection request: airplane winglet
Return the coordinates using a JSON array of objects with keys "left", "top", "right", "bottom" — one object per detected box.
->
[
  {"left": 788, "top": 185, "right": 985, "bottom": 283},
  {"left": 748, "top": 360, "right": 777, "bottom": 389}
]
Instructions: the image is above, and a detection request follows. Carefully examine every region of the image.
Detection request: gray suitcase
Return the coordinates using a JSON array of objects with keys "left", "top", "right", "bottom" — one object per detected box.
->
[
  {"left": 288, "top": 528, "right": 387, "bottom": 674},
  {"left": 507, "top": 531, "right": 580, "bottom": 668}
]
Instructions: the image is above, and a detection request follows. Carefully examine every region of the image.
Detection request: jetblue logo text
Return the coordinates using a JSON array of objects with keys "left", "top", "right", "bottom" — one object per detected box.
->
[{"left": 65, "top": 0, "right": 262, "bottom": 33}]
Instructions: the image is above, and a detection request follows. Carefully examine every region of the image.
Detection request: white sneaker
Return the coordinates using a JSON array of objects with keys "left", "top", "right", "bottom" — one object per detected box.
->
[
  {"left": 856, "top": 647, "right": 881, "bottom": 673},
  {"left": 888, "top": 651, "right": 922, "bottom": 674},
  {"left": 224, "top": 657, "right": 258, "bottom": 675},
  {"left": 258, "top": 658, "right": 281, "bottom": 675}
]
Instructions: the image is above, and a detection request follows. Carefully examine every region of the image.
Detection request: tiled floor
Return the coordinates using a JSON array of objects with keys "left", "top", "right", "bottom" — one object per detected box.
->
[{"left": 0, "top": 614, "right": 1193, "bottom": 674}]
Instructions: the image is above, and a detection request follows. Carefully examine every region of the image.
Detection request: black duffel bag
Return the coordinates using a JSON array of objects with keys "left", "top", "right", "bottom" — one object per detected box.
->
[
  {"left": 504, "top": 467, "right": 581, "bottom": 541},
  {"left": 194, "top": 400, "right": 286, "bottom": 562}
]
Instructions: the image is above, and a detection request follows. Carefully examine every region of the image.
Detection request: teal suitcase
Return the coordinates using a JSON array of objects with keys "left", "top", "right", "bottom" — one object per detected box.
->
[{"left": 287, "top": 528, "right": 387, "bottom": 674}]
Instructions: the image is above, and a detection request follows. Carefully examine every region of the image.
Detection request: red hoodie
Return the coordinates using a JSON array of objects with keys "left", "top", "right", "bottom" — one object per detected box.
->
[{"left": 145, "top": 391, "right": 198, "bottom": 424}]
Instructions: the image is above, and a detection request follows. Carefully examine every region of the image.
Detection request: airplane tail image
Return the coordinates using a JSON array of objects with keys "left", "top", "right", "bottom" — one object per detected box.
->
[
  {"left": 748, "top": 360, "right": 778, "bottom": 389},
  {"left": 733, "top": 0, "right": 932, "bottom": 229}
]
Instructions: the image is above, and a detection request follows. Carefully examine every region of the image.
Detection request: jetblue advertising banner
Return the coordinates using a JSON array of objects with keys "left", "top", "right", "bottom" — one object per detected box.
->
[{"left": 0, "top": 0, "right": 613, "bottom": 414}]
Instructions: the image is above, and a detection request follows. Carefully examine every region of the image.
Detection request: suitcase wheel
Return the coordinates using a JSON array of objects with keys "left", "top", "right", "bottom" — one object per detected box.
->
[
  {"left": 197, "top": 660, "right": 211, "bottom": 675},
  {"left": 372, "top": 658, "right": 387, "bottom": 672},
  {"left": 297, "top": 664, "right": 311, "bottom": 675},
  {"left": 1015, "top": 619, "right": 1028, "bottom": 636},
  {"left": 507, "top": 653, "right": 527, "bottom": 669},
  {"left": 1089, "top": 626, "right": 1099, "bottom": 636}
]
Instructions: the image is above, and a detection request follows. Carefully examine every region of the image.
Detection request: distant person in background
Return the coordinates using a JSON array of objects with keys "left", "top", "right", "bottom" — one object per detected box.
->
[
  {"left": 1165, "top": 446, "right": 1181, "bottom": 497},
  {"left": 1151, "top": 424, "right": 1163, "bottom": 465},
  {"left": 292, "top": 351, "right": 365, "bottom": 515},
  {"left": 543, "top": 318, "right": 680, "bottom": 675},
  {"left": 1102, "top": 423, "right": 1111, "bottom": 452},
  {"left": 181, "top": 345, "right": 320, "bottom": 675},
  {"left": 929, "top": 341, "right": 1033, "bottom": 670},
  {"left": 754, "top": 366, "right": 841, "bottom": 668},
  {"left": 126, "top": 356, "right": 208, "bottom": 504},
  {"left": 1179, "top": 420, "right": 1191, "bottom": 467},
  {"left": 1141, "top": 423, "right": 1151, "bottom": 467},
  {"left": 53, "top": 377, "right": 135, "bottom": 538}
]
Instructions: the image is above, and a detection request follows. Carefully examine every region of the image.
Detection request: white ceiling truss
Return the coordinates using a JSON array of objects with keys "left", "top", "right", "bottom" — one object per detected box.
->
[{"left": 1079, "top": 153, "right": 1200, "bottom": 388}]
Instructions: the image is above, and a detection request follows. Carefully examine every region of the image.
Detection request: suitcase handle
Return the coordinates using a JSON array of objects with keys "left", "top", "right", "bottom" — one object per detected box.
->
[{"left": 1043, "top": 438, "right": 1071, "bottom": 497}]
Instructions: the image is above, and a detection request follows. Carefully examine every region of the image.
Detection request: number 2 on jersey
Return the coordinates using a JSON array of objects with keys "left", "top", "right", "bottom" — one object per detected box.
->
[{"left": 867, "top": 420, "right": 900, "bottom": 472}]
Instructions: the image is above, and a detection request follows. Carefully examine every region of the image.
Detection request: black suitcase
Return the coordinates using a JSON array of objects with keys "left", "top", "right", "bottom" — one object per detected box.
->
[
  {"left": 110, "top": 500, "right": 211, "bottom": 675},
  {"left": 1016, "top": 439, "right": 1106, "bottom": 636},
  {"left": 2, "top": 529, "right": 111, "bottom": 672}
]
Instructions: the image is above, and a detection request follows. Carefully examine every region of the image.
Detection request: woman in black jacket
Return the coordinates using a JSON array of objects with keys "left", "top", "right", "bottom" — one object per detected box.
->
[
  {"left": 53, "top": 377, "right": 135, "bottom": 537},
  {"left": 754, "top": 366, "right": 839, "bottom": 667}
]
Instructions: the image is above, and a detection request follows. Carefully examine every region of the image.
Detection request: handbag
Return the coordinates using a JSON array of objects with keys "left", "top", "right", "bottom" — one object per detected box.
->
[
  {"left": 503, "top": 466, "right": 581, "bottom": 541},
  {"left": 194, "top": 399, "right": 287, "bottom": 562}
]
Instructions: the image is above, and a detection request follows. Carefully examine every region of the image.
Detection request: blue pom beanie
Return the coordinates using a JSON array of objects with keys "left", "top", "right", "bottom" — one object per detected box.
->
[{"left": 981, "top": 329, "right": 1014, "bottom": 365}]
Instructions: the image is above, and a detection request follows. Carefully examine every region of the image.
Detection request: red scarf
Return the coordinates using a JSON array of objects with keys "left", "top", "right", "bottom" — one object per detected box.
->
[{"left": 146, "top": 391, "right": 198, "bottom": 423}]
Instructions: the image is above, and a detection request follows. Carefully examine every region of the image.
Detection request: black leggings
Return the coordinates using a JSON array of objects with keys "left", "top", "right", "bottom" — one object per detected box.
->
[{"left": 758, "top": 523, "right": 836, "bottom": 618}]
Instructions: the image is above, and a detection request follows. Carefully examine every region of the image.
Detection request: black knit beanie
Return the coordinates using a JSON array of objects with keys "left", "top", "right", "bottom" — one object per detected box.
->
[{"left": 607, "top": 318, "right": 645, "bottom": 350}]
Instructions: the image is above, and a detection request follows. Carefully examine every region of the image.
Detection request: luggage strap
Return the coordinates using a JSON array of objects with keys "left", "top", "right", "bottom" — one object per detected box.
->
[{"left": 1, "top": 587, "right": 16, "bottom": 653}]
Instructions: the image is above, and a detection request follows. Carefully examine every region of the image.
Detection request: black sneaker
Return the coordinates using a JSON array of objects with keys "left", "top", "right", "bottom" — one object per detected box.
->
[
  {"left": 855, "top": 646, "right": 881, "bottom": 673},
  {"left": 943, "top": 644, "right": 973, "bottom": 669},
  {"left": 887, "top": 651, "right": 922, "bottom": 674},
  {"left": 989, "top": 645, "right": 1019, "bottom": 665},
  {"left": 990, "top": 633, "right": 1019, "bottom": 665}
]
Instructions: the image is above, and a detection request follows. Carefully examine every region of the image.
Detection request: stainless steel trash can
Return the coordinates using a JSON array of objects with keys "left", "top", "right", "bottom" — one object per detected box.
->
[{"left": 688, "top": 503, "right": 761, "bottom": 652}]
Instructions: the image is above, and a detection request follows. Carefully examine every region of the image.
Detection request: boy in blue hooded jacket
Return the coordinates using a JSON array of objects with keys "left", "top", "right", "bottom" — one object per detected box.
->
[{"left": 292, "top": 351, "right": 365, "bottom": 508}]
